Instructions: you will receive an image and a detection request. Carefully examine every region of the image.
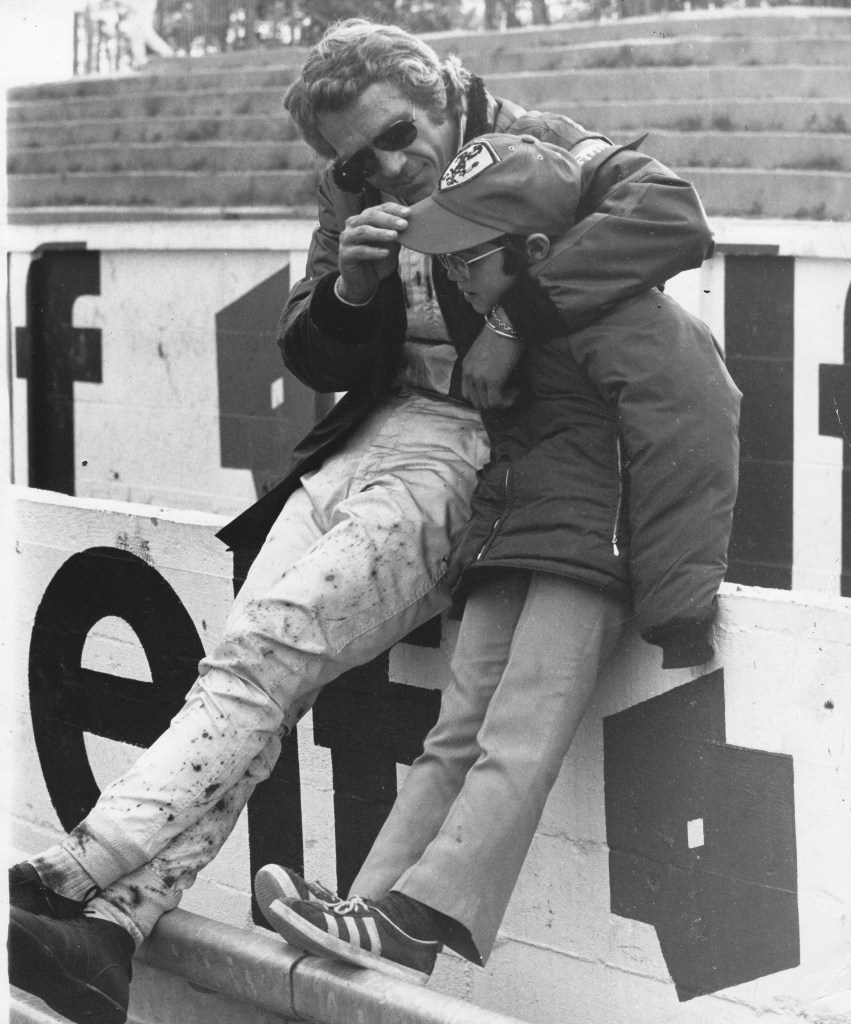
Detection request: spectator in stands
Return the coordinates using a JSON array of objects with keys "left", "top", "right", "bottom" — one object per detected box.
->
[
  {"left": 255, "top": 132, "right": 740, "bottom": 984},
  {"left": 8, "top": 20, "right": 719, "bottom": 1024},
  {"left": 121, "top": 0, "right": 174, "bottom": 68}
]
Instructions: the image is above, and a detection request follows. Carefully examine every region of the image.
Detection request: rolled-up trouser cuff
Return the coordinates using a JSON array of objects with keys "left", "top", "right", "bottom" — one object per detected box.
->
[
  {"left": 101, "top": 863, "right": 183, "bottom": 941},
  {"left": 63, "top": 809, "right": 151, "bottom": 889}
]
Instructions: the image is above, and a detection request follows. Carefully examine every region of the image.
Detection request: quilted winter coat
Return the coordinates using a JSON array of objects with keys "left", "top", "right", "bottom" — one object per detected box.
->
[{"left": 451, "top": 285, "right": 741, "bottom": 669}]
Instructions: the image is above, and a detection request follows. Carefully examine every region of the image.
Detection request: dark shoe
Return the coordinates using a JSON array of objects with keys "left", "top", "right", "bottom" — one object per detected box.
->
[
  {"left": 10, "top": 862, "right": 99, "bottom": 919},
  {"left": 8, "top": 907, "right": 133, "bottom": 1024},
  {"left": 254, "top": 863, "right": 339, "bottom": 920},
  {"left": 262, "top": 895, "right": 440, "bottom": 985}
]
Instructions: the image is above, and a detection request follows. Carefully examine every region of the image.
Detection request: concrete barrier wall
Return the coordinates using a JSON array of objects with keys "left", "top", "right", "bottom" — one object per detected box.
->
[
  {"left": 9, "top": 486, "right": 851, "bottom": 1023},
  {"left": 7, "top": 216, "right": 851, "bottom": 596},
  {"left": 7, "top": 219, "right": 329, "bottom": 517}
]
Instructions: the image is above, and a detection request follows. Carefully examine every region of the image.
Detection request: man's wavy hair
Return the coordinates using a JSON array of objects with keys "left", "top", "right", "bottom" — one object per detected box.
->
[{"left": 285, "top": 19, "right": 471, "bottom": 159}]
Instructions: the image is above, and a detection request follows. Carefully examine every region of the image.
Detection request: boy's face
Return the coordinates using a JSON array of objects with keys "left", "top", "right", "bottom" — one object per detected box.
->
[{"left": 442, "top": 242, "right": 518, "bottom": 314}]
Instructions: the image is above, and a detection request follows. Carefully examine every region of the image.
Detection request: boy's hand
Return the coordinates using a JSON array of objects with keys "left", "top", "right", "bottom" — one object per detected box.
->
[
  {"left": 462, "top": 325, "right": 523, "bottom": 410},
  {"left": 337, "top": 202, "right": 410, "bottom": 305}
]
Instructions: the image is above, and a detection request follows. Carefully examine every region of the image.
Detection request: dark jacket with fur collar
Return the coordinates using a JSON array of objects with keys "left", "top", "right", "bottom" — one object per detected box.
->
[{"left": 217, "top": 83, "right": 729, "bottom": 667}]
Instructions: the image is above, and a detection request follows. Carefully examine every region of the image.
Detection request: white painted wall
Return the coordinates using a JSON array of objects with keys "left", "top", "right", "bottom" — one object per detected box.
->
[
  {"left": 7, "top": 216, "right": 851, "bottom": 596},
  {"left": 9, "top": 487, "right": 851, "bottom": 1024},
  {"left": 792, "top": 255, "right": 850, "bottom": 594},
  {"left": 8, "top": 221, "right": 313, "bottom": 517}
]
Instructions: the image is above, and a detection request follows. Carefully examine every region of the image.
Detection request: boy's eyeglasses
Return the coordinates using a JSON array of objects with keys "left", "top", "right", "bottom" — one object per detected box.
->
[
  {"left": 437, "top": 246, "right": 508, "bottom": 279},
  {"left": 333, "top": 115, "right": 418, "bottom": 190}
]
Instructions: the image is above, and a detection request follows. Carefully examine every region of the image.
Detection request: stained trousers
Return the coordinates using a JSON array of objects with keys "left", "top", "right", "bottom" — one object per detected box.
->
[
  {"left": 351, "top": 570, "right": 625, "bottom": 962},
  {"left": 36, "top": 395, "right": 487, "bottom": 942}
]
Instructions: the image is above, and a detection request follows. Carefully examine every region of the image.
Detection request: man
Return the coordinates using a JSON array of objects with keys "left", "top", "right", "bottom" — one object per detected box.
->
[{"left": 9, "top": 20, "right": 714, "bottom": 1024}]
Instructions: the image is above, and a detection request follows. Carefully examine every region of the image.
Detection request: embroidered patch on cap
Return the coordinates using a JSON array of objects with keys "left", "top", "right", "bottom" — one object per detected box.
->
[
  {"left": 439, "top": 140, "right": 501, "bottom": 191},
  {"left": 571, "top": 138, "right": 611, "bottom": 166}
]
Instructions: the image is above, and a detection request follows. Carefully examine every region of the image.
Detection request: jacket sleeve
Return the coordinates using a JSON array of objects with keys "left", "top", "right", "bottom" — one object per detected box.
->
[
  {"left": 507, "top": 281, "right": 741, "bottom": 669},
  {"left": 577, "top": 294, "right": 741, "bottom": 668},
  {"left": 276, "top": 172, "right": 402, "bottom": 394},
  {"left": 498, "top": 127, "right": 715, "bottom": 333}
]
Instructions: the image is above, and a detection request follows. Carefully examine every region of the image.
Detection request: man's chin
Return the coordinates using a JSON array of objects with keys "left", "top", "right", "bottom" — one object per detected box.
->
[
  {"left": 396, "top": 173, "right": 437, "bottom": 205},
  {"left": 405, "top": 188, "right": 431, "bottom": 204},
  {"left": 398, "top": 186, "right": 429, "bottom": 204}
]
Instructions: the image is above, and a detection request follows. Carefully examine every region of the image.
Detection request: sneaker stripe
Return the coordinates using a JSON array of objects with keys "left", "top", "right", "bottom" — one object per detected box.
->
[
  {"left": 265, "top": 899, "right": 435, "bottom": 987},
  {"left": 352, "top": 914, "right": 370, "bottom": 950},
  {"left": 341, "top": 915, "right": 361, "bottom": 948},
  {"left": 323, "top": 910, "right": 344, "bottom": 940},
  {"left": 362, "top": 914, "right": 382, "bottom": 956}
]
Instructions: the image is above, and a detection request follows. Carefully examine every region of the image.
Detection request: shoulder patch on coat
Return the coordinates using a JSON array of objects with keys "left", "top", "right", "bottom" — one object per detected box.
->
[{"left": 570, "top": 139, "right": 612, "bottom": 165}]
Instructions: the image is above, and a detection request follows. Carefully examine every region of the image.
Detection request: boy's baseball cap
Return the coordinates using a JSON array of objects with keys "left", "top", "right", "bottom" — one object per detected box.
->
[{"left": 401, "top": 132, "right": 582, "bottom": 255}]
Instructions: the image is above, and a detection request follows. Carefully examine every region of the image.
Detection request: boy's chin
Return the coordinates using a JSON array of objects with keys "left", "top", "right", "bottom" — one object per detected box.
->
[{"left": 463, "top": 292, "right": 488, "bottom": 314}]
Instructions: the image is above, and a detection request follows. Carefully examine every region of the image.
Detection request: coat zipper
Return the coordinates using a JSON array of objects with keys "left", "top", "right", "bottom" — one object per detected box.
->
[
  {"left": 612, "top": 435, "right": 624, "bottom": 557},
  {"left": 477, "top": 466, "right": 512, "bottom": 561}
]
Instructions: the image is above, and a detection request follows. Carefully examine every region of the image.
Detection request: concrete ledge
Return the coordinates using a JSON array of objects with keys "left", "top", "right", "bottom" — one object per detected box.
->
[
  {"left": 10, "top": 989, "right": 73, "bottom": 1023},
  {"left": 483, "top": 35, "right": 851, "bottom": 71},
  {"left": 6, "top": 169, "right": 321, "bottom": 209},
  {"left": 544, "top": 96, "right": 851, "bottom": 134},
  {"left": 4, "top": 206, "right": 318, "bottom": 231},
  {"left": 6, "top": 65, "right": 301, "bottom": 102},
  {"left": 15, "top": 165, "right": 847, "bottom": 222},
  {"left": 5, "top": 88, "right": 292, "bottom": 123},
  {"left": 10, "top": 129, "right": 851, "bottom": 181},
  {"left": 8, "top": 114, "right": 298, "bottom": 148},
  {"left": 134, "top": 908, "right": 530, "bottom": 1024},
  {"left": 423, "top": 7, "right": 851, "bottom": 54},
  {"left": 9, "top": 140, "right": 318, "bottom": 175},
  {"left": 486, "top": 64, "right": 851, "bottom": 105},
  {"left": 9, "top": 909, "right": 531, "bottom": 1024},
  {"left": 682, "top": 166, "right": 851, "bottom": 219},
  {"left": 8, "top": 64, "right": 849, "bottom": 123},
  {"left": 614, "top": 129, "right": 851, "bottom": 174}
]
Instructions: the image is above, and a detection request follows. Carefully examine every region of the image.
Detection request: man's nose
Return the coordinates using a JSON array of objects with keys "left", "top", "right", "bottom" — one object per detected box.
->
[{"left": 447, "top": 265, "right": 466, "bottom": 283}]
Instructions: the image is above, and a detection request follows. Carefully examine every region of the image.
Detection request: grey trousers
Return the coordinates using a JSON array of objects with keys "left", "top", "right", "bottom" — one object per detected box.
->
[{"left": 351, "top": 570, "right": 625, "bottom": 962}]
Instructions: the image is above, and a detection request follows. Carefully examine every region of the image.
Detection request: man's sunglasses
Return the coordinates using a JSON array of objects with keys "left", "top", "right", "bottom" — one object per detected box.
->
[
  {"left": 437, "top": 246, "right": 508, "bottom": 279},
  {"left": 332, "top": 115, "right": 418, "bottom": 192}
]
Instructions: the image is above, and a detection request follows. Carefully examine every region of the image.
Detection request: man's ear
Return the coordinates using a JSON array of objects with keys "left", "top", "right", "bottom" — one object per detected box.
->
[{"left": 524, "top": 233, "right": 551, "bottom": 263}]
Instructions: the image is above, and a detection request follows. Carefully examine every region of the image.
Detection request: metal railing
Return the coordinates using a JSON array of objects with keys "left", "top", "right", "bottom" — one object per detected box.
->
[{"left": 74, "top": 6, "right": 131, "bottom": 76}]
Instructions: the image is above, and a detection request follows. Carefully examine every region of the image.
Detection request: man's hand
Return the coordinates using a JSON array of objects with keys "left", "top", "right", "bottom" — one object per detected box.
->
[
  {"left": 337, "top": 202, "right": 410, "bottom": 304},
  {"left": 461, "top": 324, "right": 524, "bottom": 410}
]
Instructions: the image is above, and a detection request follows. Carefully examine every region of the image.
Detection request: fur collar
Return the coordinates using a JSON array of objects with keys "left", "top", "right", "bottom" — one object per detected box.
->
[{"left": 462, "top": 75, "right": 490, "bottom": 143}]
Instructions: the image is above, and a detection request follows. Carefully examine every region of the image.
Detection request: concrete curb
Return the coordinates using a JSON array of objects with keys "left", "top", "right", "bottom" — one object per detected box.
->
[{"left": 135, "top": 908, "right": 530, "bottom": 1024}]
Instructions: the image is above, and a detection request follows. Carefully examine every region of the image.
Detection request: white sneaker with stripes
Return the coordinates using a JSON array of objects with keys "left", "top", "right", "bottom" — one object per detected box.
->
[
  {"left": 254, "top": 864, "right": 338, "bottom": 918},
  {"left": 261, "top": 894, "right": 441, "bottom": 985}
]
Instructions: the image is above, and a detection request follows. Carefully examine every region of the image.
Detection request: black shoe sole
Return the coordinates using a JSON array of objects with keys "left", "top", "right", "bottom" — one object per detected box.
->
[{"left": 8, "top": 911, "right": 128, "bottom": 1024}]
